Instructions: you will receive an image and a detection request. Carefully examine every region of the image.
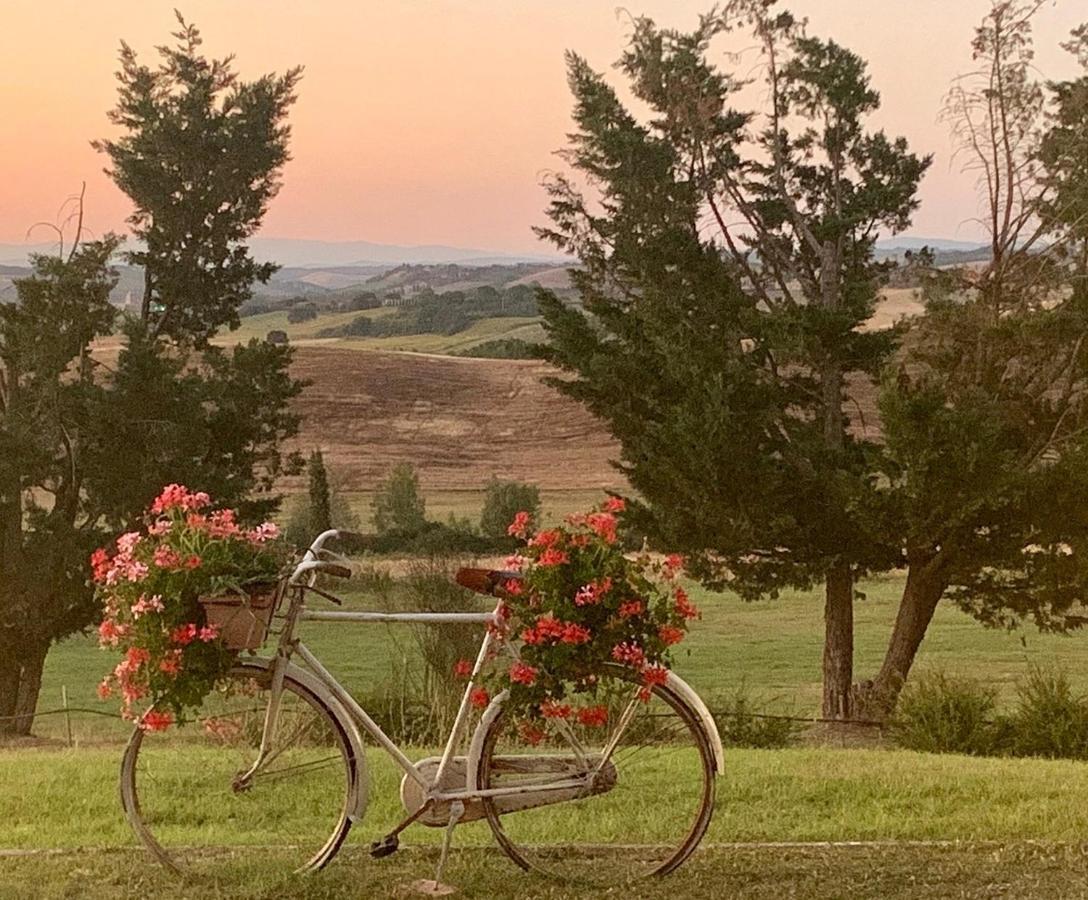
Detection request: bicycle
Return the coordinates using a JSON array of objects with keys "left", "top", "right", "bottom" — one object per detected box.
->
[{"left": 120, "top": 529, "right": 724, "bottom": 886}]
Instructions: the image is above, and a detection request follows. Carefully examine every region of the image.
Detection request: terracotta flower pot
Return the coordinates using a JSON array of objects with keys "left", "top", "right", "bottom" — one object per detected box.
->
[{"left": 198, "top": 582, "right": 279, "bottom": 651}]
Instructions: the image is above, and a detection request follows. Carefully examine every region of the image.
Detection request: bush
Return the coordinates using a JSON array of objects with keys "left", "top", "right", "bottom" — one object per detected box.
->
[
  {"left": 1007, "top": 666, "right": 1088, "bottom": 760},
  {"left": 286, "top": 302, "right": 319, "bottom": 324},
  {"left": 371, "top": 464, "right": 427, "bottom": 535},
  {"left": 890, "top": 672, "right": 1005, "bottom": 756},
  {"left": 454, "top": 339, "right": 541, "bottom": 359},
  {"left": 347, "top": 291, "right": 381, "bottom": 311},
  {"left": 713, "top": 684, "right": 802, "bottom": 749},
  {"left": 479, "top": 479, "right": 542, "bottom": 542}
]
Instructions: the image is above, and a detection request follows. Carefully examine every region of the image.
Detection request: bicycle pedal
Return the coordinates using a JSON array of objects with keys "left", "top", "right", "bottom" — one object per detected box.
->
[{"left": 369, "top": 835, "right": 399, "bottom": 858}]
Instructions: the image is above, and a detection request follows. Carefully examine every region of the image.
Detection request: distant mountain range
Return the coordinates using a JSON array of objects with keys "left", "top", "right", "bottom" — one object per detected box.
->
[
  {"left": 0, "top": 235, "right": 987, "bottom": 270},
  {"left": 0, "top": 238, "right": 568, "bottom": 269},
  {"left": 875, "top": 237, "right": 985, "bottom": 252}
]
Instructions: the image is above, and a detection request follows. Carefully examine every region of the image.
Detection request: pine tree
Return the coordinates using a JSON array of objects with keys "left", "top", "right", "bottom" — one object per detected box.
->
[{"left": 308, "top": 450, "right": 333, "bottom": 538}]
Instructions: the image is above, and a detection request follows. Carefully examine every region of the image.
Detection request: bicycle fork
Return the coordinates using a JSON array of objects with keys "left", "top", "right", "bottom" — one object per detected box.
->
[{"left": 234, "top": 646, "right": 291, "bottom": 789}]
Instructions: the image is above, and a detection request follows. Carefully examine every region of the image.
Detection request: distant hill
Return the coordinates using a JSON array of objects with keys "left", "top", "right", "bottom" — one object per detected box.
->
[
  {"left": 0, "top": 238, "right": 568, "bottom": 269},
  {"left": 875, "top": 236, "right": 986, "bottom": 253}
]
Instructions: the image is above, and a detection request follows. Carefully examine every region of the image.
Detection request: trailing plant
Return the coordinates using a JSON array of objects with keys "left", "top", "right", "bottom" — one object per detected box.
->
[
  {"left": 94, "top": 484, "right": 289, "bottom": 730},
  {"left": 475, "top": 499, "right": 698, "bottom": 736}
]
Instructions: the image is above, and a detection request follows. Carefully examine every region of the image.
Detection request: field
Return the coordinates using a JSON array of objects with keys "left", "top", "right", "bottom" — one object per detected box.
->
[
  {"left": 223, "top": 309, "right": 547, "bottom": 353},
  {"left": 280, "top": 346, "right": 623, "bottom": 494}
]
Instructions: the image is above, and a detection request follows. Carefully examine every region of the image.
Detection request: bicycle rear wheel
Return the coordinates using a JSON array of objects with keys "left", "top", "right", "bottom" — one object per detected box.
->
[
  {"left": 120, "top": 662, "right": 358, "bottom": 873},
  {"left": 475, "top": 664, "right": 716, "bottom": 884}
]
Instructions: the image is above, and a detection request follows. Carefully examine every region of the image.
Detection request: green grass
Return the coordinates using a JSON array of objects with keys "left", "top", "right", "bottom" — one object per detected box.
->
[
  {"left": 218, "top": 307, "right": 400, "bottom": 344},
  {"left": 4, "top": 748, "right": 1088, "bottom": 898},
  {"left": 6, "top": 745, "right": 1088, "bottom": 848},
  {"left": 4, "top": 843, "right": 1088, "bottom": 900}
]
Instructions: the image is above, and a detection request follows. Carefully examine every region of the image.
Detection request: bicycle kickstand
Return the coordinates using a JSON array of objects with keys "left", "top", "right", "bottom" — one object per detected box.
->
[{"left": 432, "top": 799, "right": 465, "bottom": 886}]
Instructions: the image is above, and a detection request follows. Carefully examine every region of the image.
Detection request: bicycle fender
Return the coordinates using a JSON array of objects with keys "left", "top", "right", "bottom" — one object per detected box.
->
[
  {"left": 466, "top": 678, "right": 724, "bottom": 781},
  {"left": 466, "top": 688, "right": 509, "bottom": 792},
  {"left": 665, "top": 671, "right": 725, "bottom": 775},
  {"left": 237, "top": 656, "right": 369, "bottom": 822}
]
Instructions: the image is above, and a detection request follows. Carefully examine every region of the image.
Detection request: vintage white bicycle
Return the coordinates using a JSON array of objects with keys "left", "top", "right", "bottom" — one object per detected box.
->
[{"left": 119, "top": 529, "right": 724, "bottom": 885}]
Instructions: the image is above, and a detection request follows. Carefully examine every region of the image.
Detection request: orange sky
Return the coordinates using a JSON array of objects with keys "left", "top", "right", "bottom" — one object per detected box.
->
[{"left": 2, "top": 1, "right": 1085, "bottom": 254}]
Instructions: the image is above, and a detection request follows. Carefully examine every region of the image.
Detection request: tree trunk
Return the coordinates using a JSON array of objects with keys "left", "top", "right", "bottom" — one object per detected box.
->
[
  {"left": 822, "top": 562, "right": 854, "bottom": 719},
  {"left": 0, "top": 651, "right": 19, "bottom": 736},
  {"left": 13, "top": 641, "right": 48, "bottom": 736},
  {"left": 856, "top": 559, "right": 948, "bottom": 719},
  {"left": 0, "top": 642, "right": 49, "bottom": 737}
]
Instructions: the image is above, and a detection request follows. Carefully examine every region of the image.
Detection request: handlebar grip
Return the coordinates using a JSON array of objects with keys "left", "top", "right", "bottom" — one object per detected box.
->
[{"left": 319, "top": 563, "right": 352, "bottom": 579}]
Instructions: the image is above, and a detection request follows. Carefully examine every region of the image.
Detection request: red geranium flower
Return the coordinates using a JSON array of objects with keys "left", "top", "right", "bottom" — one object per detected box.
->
[
  {"left": 537, "top": 548, "right": 569, "bottom": 567},
  {"left": 539, "top": 699, "right": 572, "bottom": 719},
  {"left": 576, "top": 705, "right": 609, "bottom": 727},
  {"left": 453, "top": 658, "right": 473, "bottom": 679},
  {"left": 509, "top": 661, "right": 538, "bottom": 685},
  {"left": 507, "top": 510, "right": 533, "bottom": 539},
  {"left": 470, "top": 687, "right": 491, "bottom": 709},
  {"left": 658, "top": 625, "right": 685, "bottom": 646},
  {"left": 674, "top": 586, "right": 700, "bottom": 620},
  {"left": 140, "top": 710, "right": 175, "bottom": 732}
]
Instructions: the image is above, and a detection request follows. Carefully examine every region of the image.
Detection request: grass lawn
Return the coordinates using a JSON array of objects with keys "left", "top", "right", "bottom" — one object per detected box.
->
[
  {"left": 12, "top": 569, "right": 1088, "bottom": 897},
  {"left": 4, "top": 843, "right": 1088, "bottom": 900},
  {"left": 3, "top": 746, "right": 1088, "bottom": 898}
]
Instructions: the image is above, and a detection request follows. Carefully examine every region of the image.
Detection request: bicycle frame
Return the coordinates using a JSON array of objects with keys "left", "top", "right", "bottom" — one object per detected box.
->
[{"left": 241, "top": 530, "right": 594, "bottom": 808}]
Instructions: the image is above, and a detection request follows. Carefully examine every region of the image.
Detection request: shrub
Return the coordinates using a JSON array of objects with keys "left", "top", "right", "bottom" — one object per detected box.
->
[
  {"left": 713, "top": 684, "right": 802, "bottom": 749},
  {"left": 347, "top": 291, "right": 381, "bottom": 311},
  {"left": 890, "top": 671, "right": 1005, "bottom": 756},
  {"left": 371, "top": 463, "right": 427, "bottom": 535},
  {"left": 454, "top": 339, "right": 541, "bottom": 359},
  {"left": 479, "top": 479, "right": 542, "bottom": 542},
  {"left": 1007, "top": 666, "right": 1088, "bottom": 760},
  {"left": 286, "top": 302, "right": 319, "bottom": 324}
]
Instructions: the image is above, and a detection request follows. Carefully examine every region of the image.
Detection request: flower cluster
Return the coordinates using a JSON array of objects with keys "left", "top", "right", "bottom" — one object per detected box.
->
[
  {"left": 481, "top": 498, "right": 697, "bottom": 732},
  {"left": 94, "top": 484, "right": 288, "bottom": 730}
]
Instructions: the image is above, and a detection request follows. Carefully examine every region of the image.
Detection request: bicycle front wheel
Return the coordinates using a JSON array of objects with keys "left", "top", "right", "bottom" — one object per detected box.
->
[
  {"left": 120, "top": 662, "right": 358, "bottom": 873},
  {"left": 476, "top": 664, "right": 716, "bottom": 884}
]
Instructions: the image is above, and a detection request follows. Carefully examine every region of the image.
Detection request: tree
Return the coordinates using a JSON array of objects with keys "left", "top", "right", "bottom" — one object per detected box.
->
[
  {"left": 0, "top": 17, "right": 306, "bottom": 734},
  {"left": 863, "top": 2, "right": 1088, "bottom": 712},
  {"left": 371, "top": 463, "right": 427, "bottom": 535},
  {"left": 0, "top": 237, "right": 305, "bottom": 736},
  {"left": 283, "top": 451, "right": 361, "bottom": 549},
  {"left": 0, "top": 239, "right": 120, "bottom": 734},
  {"left": 479, "top": 479, "right": 542, "bottom": 542},
  {"left": 537, "top": 2, "right": 928, "bottom": 718},
  {"left": 308, "top": 450, "right": 333, "bottom": 538},
  {"left": 93, "top": 13, "right": 302, "bottom": 346}
]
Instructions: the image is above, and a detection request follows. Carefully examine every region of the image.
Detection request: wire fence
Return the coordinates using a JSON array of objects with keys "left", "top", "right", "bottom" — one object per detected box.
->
[{"left": 0, "top": 693, "right": 886, "bottom": 747}]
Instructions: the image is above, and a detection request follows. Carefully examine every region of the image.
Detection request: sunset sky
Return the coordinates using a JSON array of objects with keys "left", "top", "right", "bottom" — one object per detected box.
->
[{"left": 2, "top": 1, "right": 1085, "bottom": 254}]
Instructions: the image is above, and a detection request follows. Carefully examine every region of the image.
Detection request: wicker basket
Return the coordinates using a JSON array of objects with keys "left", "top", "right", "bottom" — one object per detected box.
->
[{"left": 198, "top": 583, "right": 279, "bottom": 651}]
